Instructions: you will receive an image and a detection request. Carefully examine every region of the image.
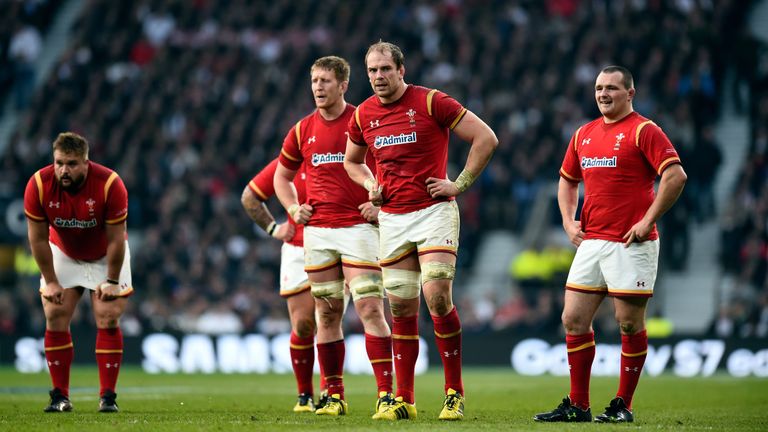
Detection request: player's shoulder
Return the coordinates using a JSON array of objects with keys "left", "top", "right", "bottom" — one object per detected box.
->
[
  {"left": 30, "top": 164, "right": 54, "bottom": 182},
  {"left": 88, "top": 161, "right": 119, "bottom": 180},
  {"left": 579, "top": 117, "right": 605, "bottom": 134}
]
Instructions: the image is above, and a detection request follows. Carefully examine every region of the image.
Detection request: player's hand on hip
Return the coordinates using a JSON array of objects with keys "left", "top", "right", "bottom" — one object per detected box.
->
[
  {"left": 274, "top": 222, "right": 296, "bottom": 241},
  {"left": 358, "top": 201, "right": 380, "bottom": 223},
  {"left": 623, "top": 220, "right": 652, "bottom": 247},
  {"left": 97, "top": 281, "right": 121, "bottom": 302},
  {"left": 41, "top": 282, "right": 64, "bottom": 305},
  {"left": 292, "top": 204, "right": 313, "bottom": 225},
  {"left": 426, "top": 177, "right": 460, "bottom": 198},
  {"left": 563, "top": 220, "right": 585, "bottom": 247}
]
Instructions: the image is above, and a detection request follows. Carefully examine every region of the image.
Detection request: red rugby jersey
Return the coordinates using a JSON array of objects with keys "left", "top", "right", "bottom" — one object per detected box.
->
[
  {"left": 279, "top": 103, "right": 375, "bottom": 228},
  {"left": 247, "top": 157, "right": 305, "bottom": 247},
  {"left": 24, "top": 161, "right": 128, "bottom": 261},
  {"left": 559, "top": 111, "right": 682, "bottom": 242},
  {"left": 348, "top": 85, "right": 467, "bottom": 214}
]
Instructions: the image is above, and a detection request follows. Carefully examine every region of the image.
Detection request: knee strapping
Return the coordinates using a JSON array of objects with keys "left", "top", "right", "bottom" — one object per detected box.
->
[
  {"left": 311, "top": 279, "right": 345, "bottom": 299},
  {"left": 348, "top": 273, "right": 384, "bottom": 302},
  {"left": 382, "top": 268, "right": 421, "bottom": 299},
  {"left": 421, "top": 261, "right": 456, "bottom": 283}
]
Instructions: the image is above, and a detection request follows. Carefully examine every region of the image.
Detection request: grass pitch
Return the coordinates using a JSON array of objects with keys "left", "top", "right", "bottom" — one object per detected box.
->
[{"left": 0, "top": 366, "right": 766, "bottom": 431}]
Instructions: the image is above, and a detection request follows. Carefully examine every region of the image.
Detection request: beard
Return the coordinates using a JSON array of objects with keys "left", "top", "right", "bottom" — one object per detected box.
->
[{"left": 57, "top": 173, "right": 85, "bottom": 190}]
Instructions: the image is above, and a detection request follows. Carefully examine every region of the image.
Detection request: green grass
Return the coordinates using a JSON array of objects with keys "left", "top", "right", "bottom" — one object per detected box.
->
[{"left": 0, "top": 366, "right": 766, "bottom": 431}]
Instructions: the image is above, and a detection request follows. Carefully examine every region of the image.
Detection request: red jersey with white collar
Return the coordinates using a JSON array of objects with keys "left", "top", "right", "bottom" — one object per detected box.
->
[
  {"left": 559, "top": 111, "right": 682, "bottom": 242},
  {"left": 347, "top": 85, "right": 467, "bottom": 214},
  {"left": 280, "top": 103, "right": 375, "bottom": 228},
  {"left": 24, "top": 161, "right": 128, "bottom": 261},
  {"left": 248, "top": 157, "right": 305, "bottom": 247}
]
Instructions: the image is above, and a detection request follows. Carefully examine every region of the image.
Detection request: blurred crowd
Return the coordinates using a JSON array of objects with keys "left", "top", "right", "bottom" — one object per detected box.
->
[
  {"left": 713, "top": 14, "right": 768, "bottom": 339},
  {"left": 0, "top": 0, "right": 758, "bottom": 338}
]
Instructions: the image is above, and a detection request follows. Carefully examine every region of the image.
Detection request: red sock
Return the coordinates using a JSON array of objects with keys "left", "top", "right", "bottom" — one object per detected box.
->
[
  {"left": 45, "top": 330, "right": 73, "bottom": 397},
  {"left": 317, "top": 340, "right": 345, "bottom": 400},
  {"left": 617, "top": 329, "right": 647, "bottom": 409},
  {"left": 365, "top": 333, "right": 393, "bottom": 394},
  {"left": 566, "top": 332, "right": 595, "bottom": 410},
  {"left": 392, "top": 315, "right": 419, "bottom": 404},
  {"left": 95, "top": 327, "right": 123, "bottom": 397},
  {"left": 432, "top": 307, "right": 463, "bottom": 395},
  {"left": 289, "top": 332, "right": 315, "bottom": 395}
]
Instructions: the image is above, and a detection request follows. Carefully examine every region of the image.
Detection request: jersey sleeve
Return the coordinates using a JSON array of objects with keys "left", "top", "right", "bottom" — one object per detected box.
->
[
  {"left": 248, "top": 158, "right": 279, "bottom": 200},
  {"left": 559, "top": 132, "right": 582, "bottom": 182},
  {"left": 637, "top": 122, "right": 681, "bottom": 175},
  {"left": 347, "top": 107, "right": 366, "bottom": 146},
  {"left": 23, "top": 172, "right": 46, "bottom": 221},
  {"left": 105, "top": 173, "right": 128, "bottom": 224},
  {"left": 430, "top": 90, "right": 467, "bottom": 130},
  {"left": 278, "top": 122, "right": 304, "bottom": 170}
]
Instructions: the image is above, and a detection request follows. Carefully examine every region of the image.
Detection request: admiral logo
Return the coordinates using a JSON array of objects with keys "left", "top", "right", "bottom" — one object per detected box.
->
[
  {"left": 373, "top": 132, "right": 417, "bottom": 149},
  {"left": 581, "top": 156, "right": 617, "bottom": 169},
  {"left": 53, "top": 217, "right": 97, "bottom": 229},
  {"left": 311, "top": 152, "right": 344, "bottom": 166}
]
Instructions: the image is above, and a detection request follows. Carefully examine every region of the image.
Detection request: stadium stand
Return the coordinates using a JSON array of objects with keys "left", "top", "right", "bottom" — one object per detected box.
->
[{"left": 0, "top": 0, "right": 758, "bottom": 337}]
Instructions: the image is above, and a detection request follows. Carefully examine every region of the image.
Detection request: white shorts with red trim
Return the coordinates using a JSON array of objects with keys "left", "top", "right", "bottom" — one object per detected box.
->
[
  {"left": 303, "top": 223, "right": 380, "bottom": 273},
  {"left": 41, "top": 241, "right": 133, "bottom": 296},
  {"left": 565, "top": 239, "right": 659, "bottom": 297},
  {"left": 378, "top": 201, "right": 459, "bottom": 266},
  {"left": 279, "top": 242, "right": 310, "bottom": 297}
]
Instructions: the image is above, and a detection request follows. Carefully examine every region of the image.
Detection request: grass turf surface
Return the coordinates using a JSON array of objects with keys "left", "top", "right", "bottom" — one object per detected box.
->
[{"left": 0, "top": 366, "right": 766, "bottom": 431}]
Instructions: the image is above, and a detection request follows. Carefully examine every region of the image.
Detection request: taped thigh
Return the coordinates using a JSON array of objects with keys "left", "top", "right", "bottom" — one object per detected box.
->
[
  {"left": 421, "top": 261, "right": 456, "bottom": 284},
  {"left": 310, "top": 279, "right": 345, "bottom": 300},
  {"left": 348, "top": 273, "right": 384, "bottom": 302},
  {"left": 382, "top": 268, "right": 421, "bottom": 299}
]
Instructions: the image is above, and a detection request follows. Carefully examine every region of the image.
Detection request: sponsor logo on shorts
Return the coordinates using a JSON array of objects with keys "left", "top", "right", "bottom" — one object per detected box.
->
[
  {"left": 311, "top": 152, "right": 344, "bottom": 166},
  {"left": 581, "top": 156, "right": 617, "bottom": 169},
  {"left": 374, "top": 132, "right": 417, "bottom": 149},
  {"left": 53, "top": 217, "right": 98, "bottom": 229}
]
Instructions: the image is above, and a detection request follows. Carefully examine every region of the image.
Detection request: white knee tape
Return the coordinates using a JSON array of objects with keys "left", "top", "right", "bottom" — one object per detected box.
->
[
  {"left": 421, "top": 261, "right": 455, "bottom": 283},
  {"left": 348, "top": 273, "right": 384, "bottom": 302},
  {"left": 311, "top": 279, "right": 345, "bottom": 299},
  {"left": 382, "top": 268, "right": 421, "bottom": 299}
]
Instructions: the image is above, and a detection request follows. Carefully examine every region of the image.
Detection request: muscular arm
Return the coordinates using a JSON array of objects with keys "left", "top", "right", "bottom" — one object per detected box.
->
[
  {"left": 28, "top": 219, "right": 65, "bottom": 304},
  {"left": 274, "top": 162, "right": 312, "bottom": 224},
  {"left": 623, "top": 163, "right": 687, "bottom": 246},
  {"left": 344, "top": 139, "right": 382, "bottom": 205},
  {"left": 426, "top": 111, "right": 499, "bottom": 197},
  {"left": 558, "top": 177, "right": 585, "bottom": 247},
  {"left": 240, "top": 185, "right": 295, "bottom": 241},
  {"left": 27, "top": 219, "right": 57, "bottom": 285},
  {"left": 104, "top": 222, "right": 126, "bottom": 283}
]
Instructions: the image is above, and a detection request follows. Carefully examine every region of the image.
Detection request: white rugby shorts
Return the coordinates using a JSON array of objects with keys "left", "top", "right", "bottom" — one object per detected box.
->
[
  {"left": 378, "top": 201, "right": 459, "bottom": 265},
  {"left": 303, "top": 223, "right": 380, "bottom": 272},
  {"left": 279, "top": 242, "right": 310, "bottom": 297},
  {"left": 41, "top": 241, "right": 133, "bottom": 297},
  {"left": 565, "top": 239, "right": 659, "bottom": 297}
]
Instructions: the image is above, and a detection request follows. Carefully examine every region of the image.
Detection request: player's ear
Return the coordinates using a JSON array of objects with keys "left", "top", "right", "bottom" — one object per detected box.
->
[
  {"left": 341, "top": 81, "right": 349, "bottom": 93},
  {"left": 627, "top": 87, "right": 635, "bottom": 101}
]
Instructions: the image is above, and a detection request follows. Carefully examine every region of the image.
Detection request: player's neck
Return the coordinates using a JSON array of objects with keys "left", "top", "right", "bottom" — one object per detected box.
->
[
  {"left": 318, "top": 101, "right": 347, "bottom": 121},
  {"left": 603, "top": 108, "right": 634, "bottom": 124},
  {"left": 378, "top": 82, "right": 408, "bottom": 105}
]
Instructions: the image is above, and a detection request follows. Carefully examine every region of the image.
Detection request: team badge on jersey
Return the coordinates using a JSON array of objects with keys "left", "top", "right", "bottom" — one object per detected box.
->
[
  {"left": 614, "top": 133, "right": 625, "bottom": 151},
  {"left": 406, "top": 109, "right": 416, "bottom": 127}
]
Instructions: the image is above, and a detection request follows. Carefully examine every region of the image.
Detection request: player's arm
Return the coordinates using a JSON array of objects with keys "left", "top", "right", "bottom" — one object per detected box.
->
[
  {"left": 240, "top": 186, "right": 294, "bottom": 241},
  {"left": 274, "top": 162, "right": 312, "bottom": 225},
  {"left": 623, "top": 164, "right": 687, "bottom": 247},
  {"left": 426, "top": 111, "right": 498, "bottom": 197},
  {"left": 558, "top": 177, "right": 585, "bottom": 247},
  {"left": 97, "top": 221, "right": 126, "bottom": 301},
  {"left": 344, "top": 138, "right": 382, "bottom": 206},
  {"left": 27, "top": 219, "right": 64, "bottom": 304}
]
